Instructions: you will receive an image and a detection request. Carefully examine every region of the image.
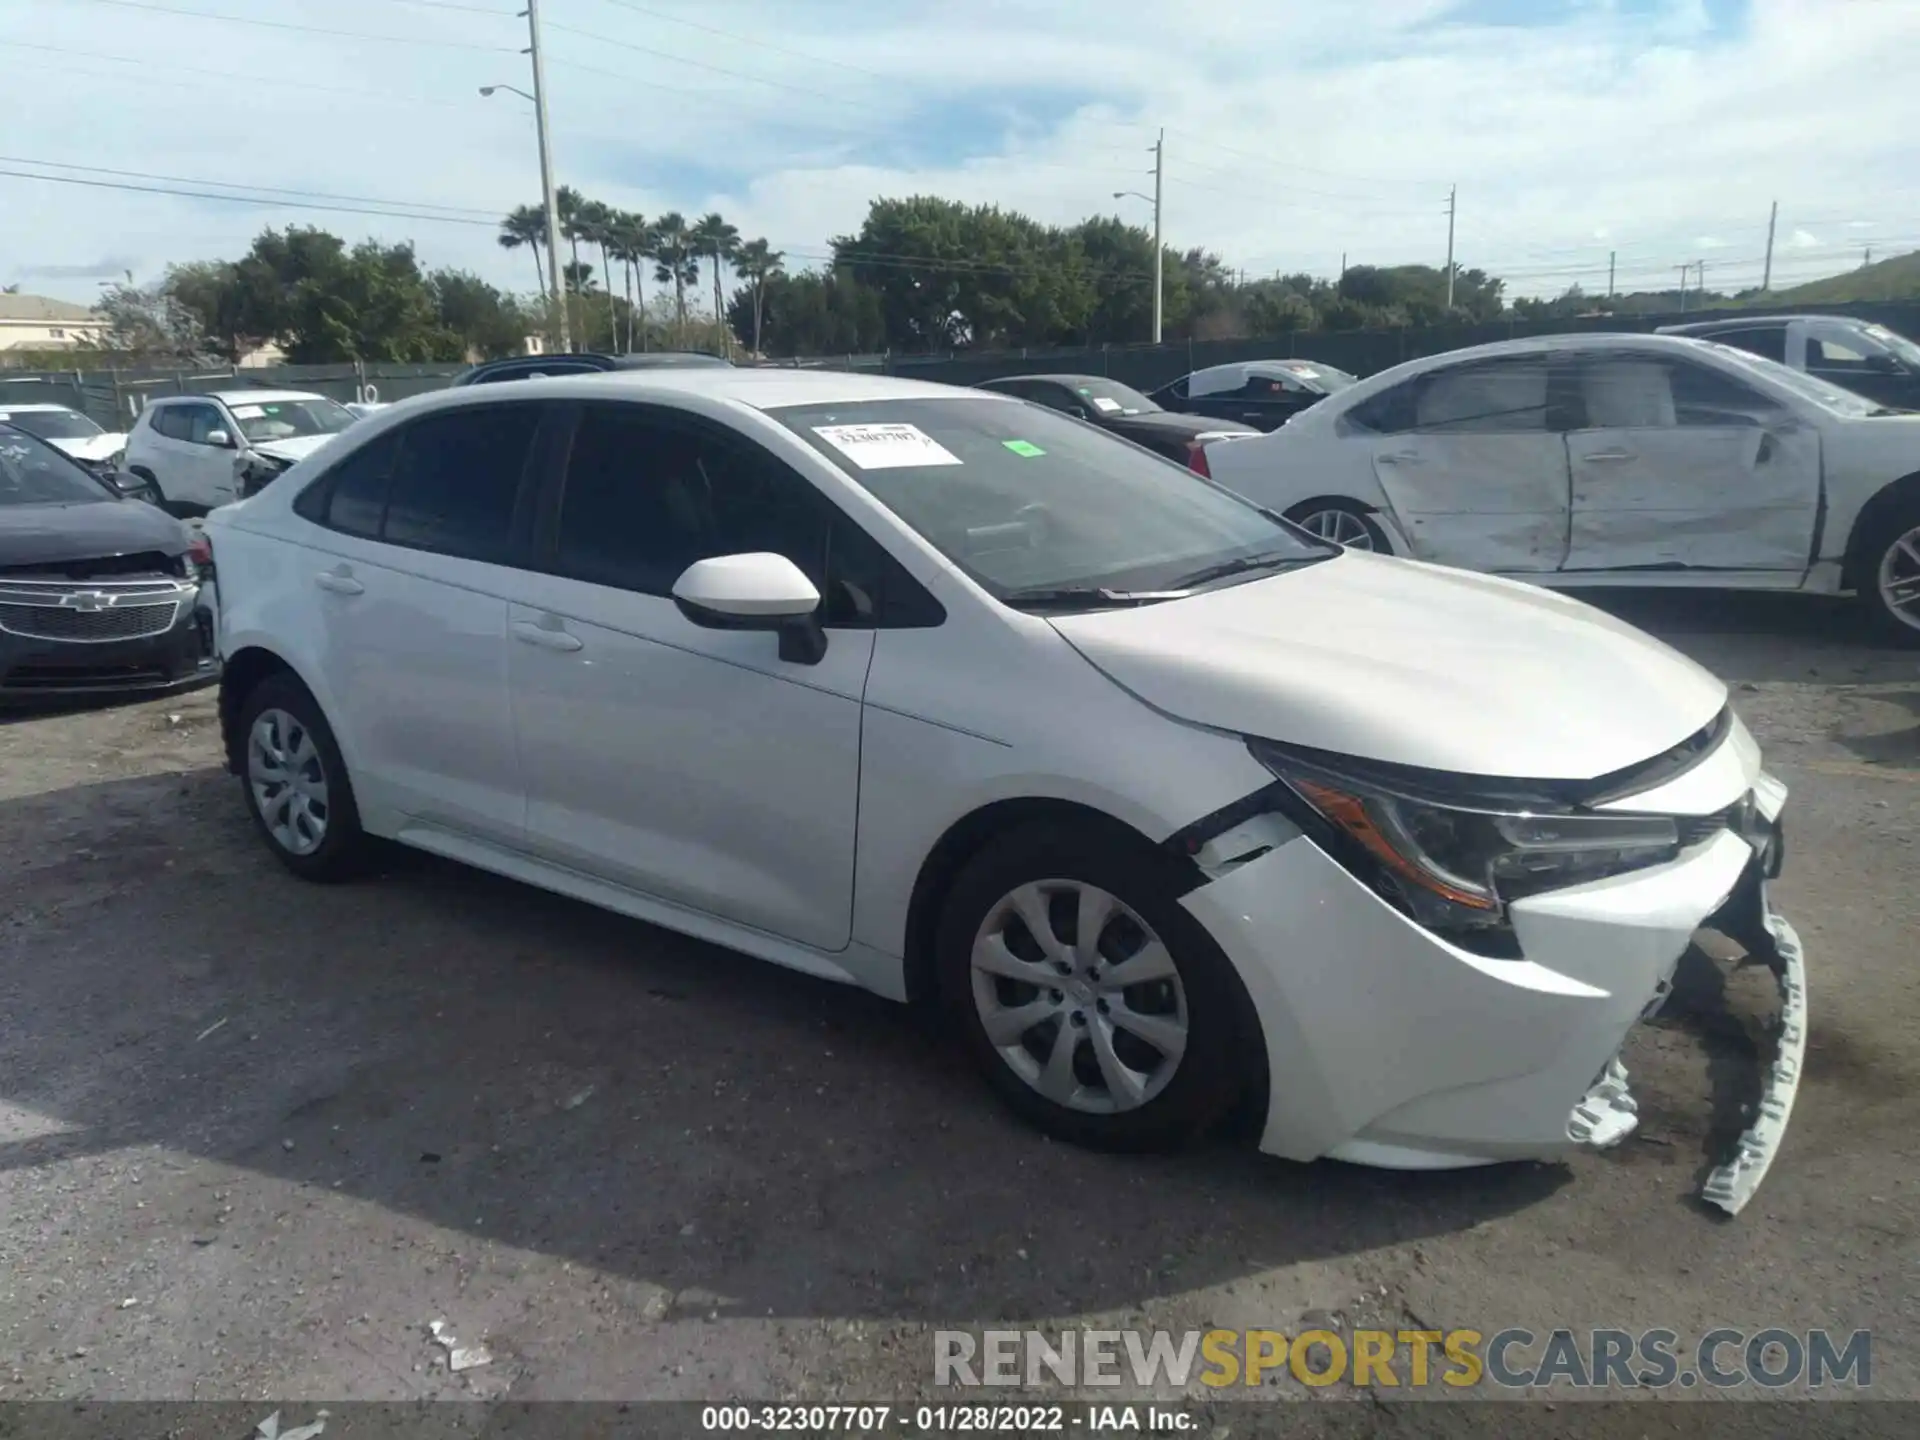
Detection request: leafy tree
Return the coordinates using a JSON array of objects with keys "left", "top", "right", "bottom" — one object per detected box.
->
[
  {"left": 727, "top": 268, "right": 885, "bottom": 357},
  {"left": 732, "top": 237, "right": 784, "bottom": 354},
  {"left": 428, "top": 269, "right": 528, "bottom": 359},
  {"left": 96, "top": 276, "right": 213, "bottom": 360},
  {"left": 497, "top": 203, "right": 549, "bottom": 302},
  {"left": 649, "top": 212, "right": 700, "bottom": 339},
  {"left": 691, "top": 212, "right": 740, "bottom": 351}
]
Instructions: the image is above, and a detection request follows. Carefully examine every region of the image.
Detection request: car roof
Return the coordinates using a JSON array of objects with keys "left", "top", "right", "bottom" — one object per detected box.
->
[
  {"left": 150, "top": 389, "right": 327, "bottom": 406},
  {"left": 980, "top": 373, "right": 1112, "bottom": 386},
  {"left": 0, "top": 402, "right": 77, "bottom": 413},
  {"left": 394, "top": 366, "right": 1012, "bottom": 414}
]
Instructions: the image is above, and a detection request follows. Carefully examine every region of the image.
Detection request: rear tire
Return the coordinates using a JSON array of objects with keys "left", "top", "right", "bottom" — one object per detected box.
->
[
  {"left": 235, "top": 673, "right": 374, "bottom": 882},
  {"left": 1285, "top": 498, "right": 1390, "bottom": 552},
  {"left": 935, "top": 820, "right": 1257, "bottom": 1152},
  {"left": 1857, "top": 498, "right": 1920, "bottom": 647}
]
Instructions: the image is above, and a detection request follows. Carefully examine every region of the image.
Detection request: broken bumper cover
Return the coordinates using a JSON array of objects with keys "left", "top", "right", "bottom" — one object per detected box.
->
[
  {"left": 1181, "top": 815, "right": 1800, "bottom": 1211},
  {"left": 1701, "top": 908, "right": 1807, "bottom": 1215}
]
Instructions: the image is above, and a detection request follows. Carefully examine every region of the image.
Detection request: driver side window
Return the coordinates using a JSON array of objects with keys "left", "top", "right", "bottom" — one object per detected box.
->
[
  {"left": 182, "top": 404, "right": 229, "bottom": 446},
  {"left": 548, "top": 404, "right": 940, "bottom": 629}
]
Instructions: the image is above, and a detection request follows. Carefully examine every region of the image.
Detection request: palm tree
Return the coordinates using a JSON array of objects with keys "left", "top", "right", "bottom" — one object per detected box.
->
[
  {"left": 497, "top": 204, "right": 548, "bottom": 302},
  {"left": 650, "top": 212, "right": 698, "bottom": 341},
  {"left": 610, "top": 210, "right": 653, "bottom": 352},
  {"left": 578, "top": 198, "right": 620, "bottom": 351},
  {"left": 733, "top": 237, "right": 784, "bottom": 355},
  {"left": 691, "top": 212, "right": 740, "bottom": 354},
  {"left": 555, "top": 186, "right": 588, "bottom": 343}
]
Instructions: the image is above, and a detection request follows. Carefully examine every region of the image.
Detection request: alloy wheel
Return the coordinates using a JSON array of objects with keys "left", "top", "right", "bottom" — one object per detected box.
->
[
  {"left": 247, "top": 708, "right": 330, "bottom": 856},
  {"left": 1296, "top": 507, "right": 1377, "bottom": 550},
  {"left": 969, "top": 880, "right": 1188, "bottom": 1115},
  {"left": 1876, "top": 524, "right": 1920, "bottom": 634}
]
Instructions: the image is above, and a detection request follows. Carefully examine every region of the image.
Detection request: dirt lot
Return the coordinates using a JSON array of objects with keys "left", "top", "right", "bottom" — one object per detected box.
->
[{"left": 1, "top": 590, "right": 1915, "bottom": 1415}]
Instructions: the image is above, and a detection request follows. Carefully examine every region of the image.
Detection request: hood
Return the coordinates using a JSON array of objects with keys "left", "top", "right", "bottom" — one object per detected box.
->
[
  {"left": 251, "top": 434, "right": 338, "bottom": 465},
  {"left": 1049, "top": 550, "right": 1727, "bottom": 781},
  {"left": 1105, "top": 411, "right": 1258, "bottom": 441},
  {"left": 0, "top": 497, "right": 192, "bottom": 570},
  {"left": 47, "top": 432, "right": 127, "bottom": 463}
]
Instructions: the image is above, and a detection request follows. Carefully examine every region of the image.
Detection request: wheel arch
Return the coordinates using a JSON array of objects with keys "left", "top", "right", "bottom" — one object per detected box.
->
[
  {"left": 218, "top": 645, "right": 309, "bottom": 774},
  {"left": 900, "top": 798, "right": 1166, "bottom": 1011},
  {"left": 1840, "top": 469, "right": 1920, "bottom": 592},
  {"left": 1283, "top": 494, "right": 1396, "bottom": 553}
]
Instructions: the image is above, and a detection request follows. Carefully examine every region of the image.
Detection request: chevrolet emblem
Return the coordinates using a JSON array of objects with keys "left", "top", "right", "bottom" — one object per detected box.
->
[{"left": 62, "top": 590, "right": 114, "bottom": 612}]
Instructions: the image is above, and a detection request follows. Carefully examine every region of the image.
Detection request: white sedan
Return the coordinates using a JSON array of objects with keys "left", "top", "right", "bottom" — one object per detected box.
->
[
  {"left": 0, "top": 402, "right": 127, "bottom": 470},
  {"left": 1196, "top": 332, "right": 1920, "bottom": 643},
  {"left": 205, "top": 368, "right": 1802, "bottom": 1212}
]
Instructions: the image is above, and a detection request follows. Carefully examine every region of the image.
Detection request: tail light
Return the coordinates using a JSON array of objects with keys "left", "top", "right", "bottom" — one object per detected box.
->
[
  {"left": 1186, "top": 441, "right": 1211, "bottom": 478},
  {"left": 187, "top": 533, "right": 214, "bottom": 579}
]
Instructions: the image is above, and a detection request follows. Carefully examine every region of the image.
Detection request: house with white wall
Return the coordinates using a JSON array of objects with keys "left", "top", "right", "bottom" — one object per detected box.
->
[{"left": 0, "top": 294, "right": 110, "bottom": 351}]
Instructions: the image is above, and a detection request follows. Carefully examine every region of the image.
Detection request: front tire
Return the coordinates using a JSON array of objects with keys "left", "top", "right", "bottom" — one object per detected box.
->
[
  {"left": 1858, "top": 499, "right": 1920, "bottom": 646},
  {"left": 935, "top": 821, "right": 1257, "bottom": 1152},
  {"left": 235, "top": 673, "right": 373, "bottom": 881}
]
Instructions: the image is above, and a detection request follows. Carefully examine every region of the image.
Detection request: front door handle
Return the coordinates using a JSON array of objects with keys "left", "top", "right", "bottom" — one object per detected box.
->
[
  {"left": 314, "top": 568, "right": 364, "bottom": 595},
  {"left": 511, "top": 618, "right": 583, "bottom": 652},
  {"left": 1377, "top": 450, "right": 1423, "bottom": 464},
  {"left": 1582, "top": 449, "right": 1635, "bottom": 463}
]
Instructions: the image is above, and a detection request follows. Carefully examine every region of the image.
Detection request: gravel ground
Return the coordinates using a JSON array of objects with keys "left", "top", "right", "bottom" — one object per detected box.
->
[{"left": 0, "top": 589, "right": 1914, "bottom": 1417}]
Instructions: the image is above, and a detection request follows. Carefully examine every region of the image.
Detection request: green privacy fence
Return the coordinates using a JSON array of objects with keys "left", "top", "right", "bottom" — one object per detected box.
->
[{"left": 6, "top": 300, "right": 1917, "bottom": 430}]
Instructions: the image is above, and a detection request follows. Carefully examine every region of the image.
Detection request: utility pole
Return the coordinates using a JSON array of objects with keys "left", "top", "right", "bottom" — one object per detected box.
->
[
  {"left": 1150, "top": 128, "right": 1164, "bottom": 345},
  {"left": 1864, "top": 246, "right": 1874, "bottom": 268},
  {"left": 1762, "top": 199, "right": 1778, "bottom": 291},
  {"left": 1607, "top": 250, "right": 1616, "bottom": 298},
  {"left": 1676, "top": 262, "right": 1690, "bottom": 313},
  {"left": 1443, "top": 185, "right": 1457, "bottom": 309},
  {"left": 523, "top": 0, "right": 570, "bottom": 352},
  {"left": 1340, "top": 251, "right": 1347, "bottom": 278}
]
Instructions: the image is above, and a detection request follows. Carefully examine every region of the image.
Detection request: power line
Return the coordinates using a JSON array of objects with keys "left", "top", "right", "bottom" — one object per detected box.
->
[
  {"left": 63, "top": 0, "right": 517, "bottom": 52},
  {"left": 589, "top": 0, "right": 896, "bottom": 84},
  {"left": 0, "top": 155, "right": 500, "bottom": 218},
  {"left": 543, "top": 19, "right": 902, "bottom": 115},
  {"left": 0, "top": 40, "right": 476, "bottom": 110},
  {"left": 0, "top": 167, "right": 499, "bottom": 228}
]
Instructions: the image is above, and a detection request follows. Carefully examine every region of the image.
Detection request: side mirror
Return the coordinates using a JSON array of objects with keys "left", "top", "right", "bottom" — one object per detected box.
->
[
  {"left": 105, "top": 469, "right": 145, "bottom": 496},
  {"left": 671, "top": 553, "right": 827, "bottom": 665},
  {"left": 204, "top": 428, "right": 233, "bottom": 448}
]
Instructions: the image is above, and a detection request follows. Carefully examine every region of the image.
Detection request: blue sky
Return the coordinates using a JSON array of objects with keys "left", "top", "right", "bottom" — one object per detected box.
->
[{"left": 3, "top": 0, "right": 1918, "bottom": 311}]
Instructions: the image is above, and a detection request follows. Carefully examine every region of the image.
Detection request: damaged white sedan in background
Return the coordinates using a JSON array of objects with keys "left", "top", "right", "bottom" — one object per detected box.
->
[
  {"left": 1194, "top": 331, "right": 1920, "bottom": 644},
  {"left": 208, "top": 370, "right": 1802, "bottom": 1216}
]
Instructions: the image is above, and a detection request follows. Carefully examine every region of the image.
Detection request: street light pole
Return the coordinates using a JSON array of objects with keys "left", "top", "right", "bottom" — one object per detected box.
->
[
  {"left": 523, "top": 0, "right": 570, "bottom": 352},
  {"left": 1151, "top": 128, "right": 1164, "bottom": 345}
]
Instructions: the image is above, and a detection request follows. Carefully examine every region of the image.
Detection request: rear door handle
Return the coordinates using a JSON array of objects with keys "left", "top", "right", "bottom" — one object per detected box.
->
[
  {"left": 511, "top": 618, "right": 583, "bottom": 652},
  {"left": 314, "top": 569, "right": 364, "bottom": 595},
  {"left": 1583, "top": 450, "right": 1635, "bottom": 463}
]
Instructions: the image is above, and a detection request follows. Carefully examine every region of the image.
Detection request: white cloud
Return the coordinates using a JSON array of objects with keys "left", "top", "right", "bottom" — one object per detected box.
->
[
  {"left": 2, "top": 0, "right": 1918, "bottom": 309},
  {"left": 1786, "top": 228, "right": 1821, "bottom": 249}
]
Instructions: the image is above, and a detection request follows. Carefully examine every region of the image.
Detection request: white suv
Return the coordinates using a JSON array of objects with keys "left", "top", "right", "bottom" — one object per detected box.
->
[
  {"left": 204, "top": 370, "right": 1804, "bottom": 1212},
  {"left": 123, "top": 389, "right": 357, "bottom": 512}
]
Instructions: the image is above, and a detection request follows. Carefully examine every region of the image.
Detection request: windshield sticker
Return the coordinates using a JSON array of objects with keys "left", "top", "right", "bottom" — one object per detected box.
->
[
  {"left": 1001, "top": 439, "right": 1046, "bottom": 457},
  {"left": 812, "top": 423, "right": 962, "bottom": 470},
  {"left": 230, "top": 405, "right": 267, "bottom": 419},
  {"left": 1089, "top": 397, "right": 1123, "bottom": 413}
]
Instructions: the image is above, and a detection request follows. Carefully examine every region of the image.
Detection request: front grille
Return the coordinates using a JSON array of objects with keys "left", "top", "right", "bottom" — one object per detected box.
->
[
  {"left": 1677, "top": 808, "right": 1733, "bottom": 847},
  {"left": 0, "top": 600, "right": 179, "bottom": 642}
]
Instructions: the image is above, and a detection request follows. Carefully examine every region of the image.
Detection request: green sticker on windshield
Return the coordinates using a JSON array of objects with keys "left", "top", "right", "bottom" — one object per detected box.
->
[{"left": 1002, "top": 439, "right": 1046, "bottom": 457}]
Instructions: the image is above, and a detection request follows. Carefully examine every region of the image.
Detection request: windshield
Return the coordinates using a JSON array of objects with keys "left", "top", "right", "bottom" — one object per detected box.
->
[
  {"left": 0, "top": 427, "right": 112, "bottom": 506},
  {"left": 1069, "top": 379, "right": 1160, "bottom": 416},
  {"left": 1862, "top": 324, "right": 1920, "bottom": 371},
  {"left": 1287, "top": 361, "right": 1358, "bottom": 389},
  {"left": 228, "top": 397, "right": 355, "bottom": 442},
  {"left": 770, "top": 396, "right": 1329, "bottom": 604},
  {"left": 1707, "top": 344, "right": 1882, "bottom": 416},
  {"left": 0, "top": 408, "right": 105, "bottom": 441}
]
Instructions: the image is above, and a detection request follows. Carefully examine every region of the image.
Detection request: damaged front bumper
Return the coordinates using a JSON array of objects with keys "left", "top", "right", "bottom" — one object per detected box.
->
[{"left": 1180, "top": 770, "right": 1803, "bottom": 1215}]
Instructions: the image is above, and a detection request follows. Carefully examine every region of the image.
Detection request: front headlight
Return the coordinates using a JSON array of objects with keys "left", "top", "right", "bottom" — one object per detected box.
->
[{"left": 1248, "top": 740, "right": 1680, "bottom": 945}]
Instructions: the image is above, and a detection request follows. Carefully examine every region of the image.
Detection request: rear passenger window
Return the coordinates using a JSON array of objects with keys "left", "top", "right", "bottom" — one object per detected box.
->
[
  {"left": 382, "top": 406, "right": 540, "bottom": 563},
  {"left": 296, "top": 430, "right": 400, "bottom": 537}
]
